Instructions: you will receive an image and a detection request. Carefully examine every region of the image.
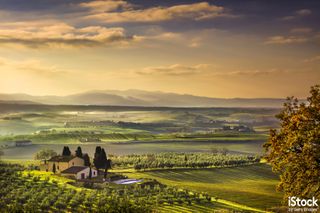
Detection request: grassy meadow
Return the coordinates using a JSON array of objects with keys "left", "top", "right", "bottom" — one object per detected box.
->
[{"left": 122, "top": 163, "right": 282, "bottom": 210}]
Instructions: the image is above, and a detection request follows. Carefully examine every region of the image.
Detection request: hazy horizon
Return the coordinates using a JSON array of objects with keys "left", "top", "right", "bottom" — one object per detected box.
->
[{"left": 0, "top": 88, "right": 296, "bottom": 99}]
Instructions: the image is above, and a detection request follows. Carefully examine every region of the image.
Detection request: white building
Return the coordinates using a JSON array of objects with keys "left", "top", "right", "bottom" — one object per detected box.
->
[
  {"left": 61, "top": 166, "right": 98, "bottom": 180},
  {"left": 15, "top": 140, "right": 32, "bottom": 146}
]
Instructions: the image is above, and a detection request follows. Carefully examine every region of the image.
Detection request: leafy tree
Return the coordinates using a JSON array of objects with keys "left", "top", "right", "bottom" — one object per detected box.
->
[
  {"left": 83, "top": 154, "right": 91, "bottom": 166},
  {"left": 264, "top": 85, "right": 320, "bottom": 201},
  {"left": 75, "top": 146, "right": 83, "bottom": 158},
  {"left": 62, "top": 146, "right": 71, "bottom": 156},
  {"left": 34, "top": 149, "right": 57, "bottom": 161},
  {"left": 52, "top": 163, "right": 56, "bottom": 174}
]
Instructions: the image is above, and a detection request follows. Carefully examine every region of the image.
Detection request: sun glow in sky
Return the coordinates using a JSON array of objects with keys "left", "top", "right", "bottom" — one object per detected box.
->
[{"left": 0, "top": 0, "right": 319, "bottom": 98}]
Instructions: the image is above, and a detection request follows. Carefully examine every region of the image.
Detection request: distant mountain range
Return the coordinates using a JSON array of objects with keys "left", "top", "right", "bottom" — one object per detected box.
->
[{"left": 0, "top": 90, "right": 286, "bottom": 108}]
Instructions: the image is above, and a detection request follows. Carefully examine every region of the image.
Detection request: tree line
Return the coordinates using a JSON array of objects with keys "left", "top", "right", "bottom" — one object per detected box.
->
[{"left": 111, "top": 152, "right": 260, "bottom": 170}]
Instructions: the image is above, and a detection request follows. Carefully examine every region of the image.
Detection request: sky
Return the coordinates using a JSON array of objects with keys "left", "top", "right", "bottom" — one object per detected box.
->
[{"left": 0, "top": 0, "right": 319, "bottom": 98}]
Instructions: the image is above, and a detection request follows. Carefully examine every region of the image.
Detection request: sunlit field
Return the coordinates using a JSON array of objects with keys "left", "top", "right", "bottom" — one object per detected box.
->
[
  {"left": 123, "top": 164, "right": 282, "bottom": 210},
  {"left": 0, "top": 104, "right": 283, "bottom": 212}
]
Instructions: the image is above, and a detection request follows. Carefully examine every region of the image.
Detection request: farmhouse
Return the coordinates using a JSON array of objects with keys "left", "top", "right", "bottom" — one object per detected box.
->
[
  {"left": 15, "top": 140, "right": 32, "bottom": 146},
  {"left": 79, "top": 137, "right": 101, "bottom": 143},
  {"left": 61, "top": 166, "right": 98, "bottom": 180},
  {"left": 40, "top": 155, "right": 84, "bottom": 173}
]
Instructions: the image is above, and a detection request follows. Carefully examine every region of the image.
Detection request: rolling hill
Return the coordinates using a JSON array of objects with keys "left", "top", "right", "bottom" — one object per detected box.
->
[{"left": 0, "top": 90, "right": 285, "bottom": 107}]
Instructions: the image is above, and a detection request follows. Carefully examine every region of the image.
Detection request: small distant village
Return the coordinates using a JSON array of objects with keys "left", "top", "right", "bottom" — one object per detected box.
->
[{"left": 0, "top": 140, "right": 32, "bottom": 148}]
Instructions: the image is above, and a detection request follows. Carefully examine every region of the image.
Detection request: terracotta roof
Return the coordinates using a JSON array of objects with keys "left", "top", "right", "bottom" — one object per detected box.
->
[
  {"left": 61, "top": 166, "right": 88, "bottom": 174},
  {"left": 48, "top": 155, "right": 77, "bottom": 162}
]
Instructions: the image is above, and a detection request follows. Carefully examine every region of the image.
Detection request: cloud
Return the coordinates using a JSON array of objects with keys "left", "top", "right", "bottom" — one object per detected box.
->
[
  {"left": 281, "top": 16, "right": 295, "bottom": 21},
  {"left": 290, "top": 27, "right": 313, "bottom": 34},
  {"left": 296, "top": 9, "right": 312, "bottom": 16},
  {"left": 83, "top": 2, "right": 228, "bottom": 23},
  {"left": 303, "top": 55, "right": 320, "bottom": 63},
  {"left": 265, "top": 35, "right": 308, "bottom": 44},
  {"left": 0, "top": 57, "right": 70, "bottom": 76},
  {"left": 136, "top": 64, "right": 211, "bottom": 76},
  {"left": 224, "top": 69, "right": 282, "bottom": 76},
  {"left": 265, "top": 29, "right": 320, "bottom": 45},
  {"left": 0, "top": 21, "right": 137, "bottom": 48},
  {"left": 153, "top": 32, "right": 182, "bottom": 40},
  {"left": 281, "top": 8, "right": 312, "bottom": 21},
  {"left": 207, "top": 69, "right": 311, "bottom": 78},
  {"left": 137, "top": 31, "right": 183, "bottom": 44},
  {"left": 79, "top": 0, "right": 132, "bottom": 12}
]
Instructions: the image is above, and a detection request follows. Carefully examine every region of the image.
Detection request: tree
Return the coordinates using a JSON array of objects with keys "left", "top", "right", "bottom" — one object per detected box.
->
[
  {"left": 93, "top": 146, "right": 102, "bottom": 169},
  {"left": 83, "top": 154, "right": 91, "bottom": 166},
  {"left": 52, "top": 163, "right": 56, "bottom": 174},
  {"left": 100, "top": 148, "right": 108, "bottom": 178},
  {"left": 34, "top": 149, "right": 57, "bottom": 161},
  {"left": 104, "top": 159, "right": 112, "bottom": 179},
  {"left": 100, "top": 148, "right": 107, "bottom": 167},
  {"left": 75, "top": 146, "right": 83, "bottom": 158},
  {"left": 264, "top": 85, "right": 320, "bottom": 201},
  {"left": 89, "top": 166, "right": 92, "bottom": 179},
  {"left": 62, "top": 146, "right": 71, "bottom": 156},
  {"left": 94, "top": 146, "right": 110, "bottom": 177}
]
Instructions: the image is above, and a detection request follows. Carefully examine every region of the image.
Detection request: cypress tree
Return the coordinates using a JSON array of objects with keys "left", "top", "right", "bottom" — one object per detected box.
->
[
  {"left": 89, "top": 166, "right": 92, "bottom": 179},
  {"left": 101, "top": 148, "right": 107, "bottom": 167},
  {"left": 52, "top": 163, "right": 56, "bottom": 174},
  {"left": 101, "top": 148, "right": 108, "bottom": 178},
  {"left": 93, "top": 146, "right": 102, "bottom": 169},
  {"left": 62, "top": 146, "right": 67, "bottom": 156},
  {"left": 94, "top": 146, "right": 111, "bottom": 178},
  {"left": 62, "top": 146, "right": 71, "bottom": 156},
  {"left": 104, "top": 159, "right": 112, "bottom": 178},
  {"left": 75, "top": 146, "right": 83, "bottom": 158},
  {"left": 83, "top": 154, "right": 91, "bottom": 166},
  {"left": 66, "top": 147, "right": 71, "bottom": 156}
]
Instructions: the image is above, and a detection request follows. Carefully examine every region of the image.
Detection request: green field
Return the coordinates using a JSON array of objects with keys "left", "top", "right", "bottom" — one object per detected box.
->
[
  {"left": 0, "top": 104, "right": 283, "bottom": 212},
  {"left": 1, "top": 106, "right": 275, "bottom": 159},
  {"left": 123, "top": 163, "right": 282, "bottom": 211}
]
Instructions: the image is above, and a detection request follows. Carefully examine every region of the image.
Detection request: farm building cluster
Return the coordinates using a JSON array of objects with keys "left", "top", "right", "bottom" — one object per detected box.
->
[
  {"left": 0, "top": 140, "right": 32, "bottom": 149},
  {"left": 40, "top": 155, "right": 98, "bottom": 180},
  {"left": 39, "top": 146, "right": 111, "bottom": 180}
]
